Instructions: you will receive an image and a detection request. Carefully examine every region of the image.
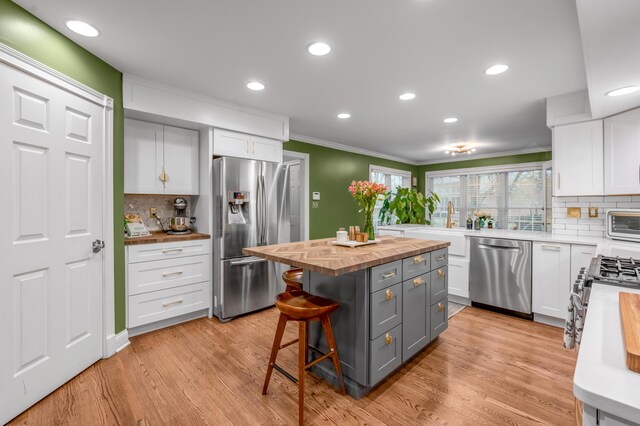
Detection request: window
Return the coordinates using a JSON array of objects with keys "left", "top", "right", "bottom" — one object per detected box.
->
[
  {"left": 369, "top": 165, "right": 411, "bottom": 227},
  {"left": 427, "top": 163, "right": 546, "bottom": 231}
]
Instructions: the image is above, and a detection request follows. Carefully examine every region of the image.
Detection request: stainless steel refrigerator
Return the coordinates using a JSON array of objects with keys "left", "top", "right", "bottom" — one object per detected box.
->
[{"left": 212, "top": 157, "right": 290, "bottom": 321}]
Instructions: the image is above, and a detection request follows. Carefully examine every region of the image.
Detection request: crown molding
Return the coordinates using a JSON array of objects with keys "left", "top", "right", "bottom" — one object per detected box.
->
[
  {"left": 289, "top": 133, "right": 419, "bottom": 165},
  {"left": 417, "top": 146, "right": 551, "bottom": 165}
]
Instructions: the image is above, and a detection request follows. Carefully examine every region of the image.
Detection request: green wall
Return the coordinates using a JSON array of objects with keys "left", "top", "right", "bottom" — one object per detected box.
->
[
  {"left": 284, "top": 140, "right": 418, "bottom": 238},
  {"left": 417, "top": 151, "right": 551, "bottom": 193},
  {"left": 0, "top": 0, "right": 126, "bottom": 333}
]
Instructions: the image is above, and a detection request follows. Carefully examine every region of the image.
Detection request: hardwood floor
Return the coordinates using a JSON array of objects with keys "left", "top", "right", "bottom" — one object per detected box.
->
[{"left": 9, "top": 307, "right": 577, "bottom": 425}]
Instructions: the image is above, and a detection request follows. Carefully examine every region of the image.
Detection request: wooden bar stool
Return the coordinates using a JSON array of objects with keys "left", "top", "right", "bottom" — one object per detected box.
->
[{"left": 262, "top": 270, "right": 346, "bottom": 425}]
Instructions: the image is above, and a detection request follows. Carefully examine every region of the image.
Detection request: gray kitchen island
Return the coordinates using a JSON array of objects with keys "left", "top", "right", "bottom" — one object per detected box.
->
[{"left": 244, "top": 236, "right": 450, "bottom": 398}]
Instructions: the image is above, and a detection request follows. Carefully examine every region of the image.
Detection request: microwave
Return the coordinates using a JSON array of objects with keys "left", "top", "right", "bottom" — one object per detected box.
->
[{"left": 606, "top": 209, "right": 640, "bottom": 242}]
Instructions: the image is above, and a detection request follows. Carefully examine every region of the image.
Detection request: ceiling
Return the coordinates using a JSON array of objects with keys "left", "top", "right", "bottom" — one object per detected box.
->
[{"left": 15, "top": 0, "right": 588, "bottom": 163}]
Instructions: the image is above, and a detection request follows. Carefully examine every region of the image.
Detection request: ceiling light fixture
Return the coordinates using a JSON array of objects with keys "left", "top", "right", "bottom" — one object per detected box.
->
[
  {"left": 307, "top": 42, "right": 331, "bottom": 56},
  {"left": 443, "top": 117, "right": 458, "bottom": 123},
  {"left": 445, "top": 144, "right": 476, "bottom": 156},
  {"left": 606, "top": 86, "right": 640, "bottom": 97},
  {"left": 65, "top": 19, "right": 100, "bottom": 37},
  {"left": 246, "top": 81, "right": 265, "bottom": 91},
  {"left": 337, "top": 113, "right": 351, "bottom": 119},
  {"left": 399, "top": 92, "right": 416, "bottom": 101},
  {"left": 484, "top": 64, "right": 509, "bottom": 75}
]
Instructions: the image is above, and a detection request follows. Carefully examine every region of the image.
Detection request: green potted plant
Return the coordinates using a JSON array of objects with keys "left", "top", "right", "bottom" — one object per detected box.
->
[{"left": 379, "top": 187, "right": 440, "bottom": 225}]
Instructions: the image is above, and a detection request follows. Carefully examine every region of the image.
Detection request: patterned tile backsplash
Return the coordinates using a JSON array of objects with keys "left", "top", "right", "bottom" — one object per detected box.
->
[
  {"left": 124, "top": 194, "right": 192, "bottom": 231},
  {"left": 552, "top": 195, "right": 640, "bottom": 237}
]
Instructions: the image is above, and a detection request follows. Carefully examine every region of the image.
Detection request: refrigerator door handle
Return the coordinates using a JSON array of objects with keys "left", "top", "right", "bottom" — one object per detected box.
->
[
  {"left": 261, "top": 175, "right": 267, "bottom": 245},
  {"left": 230, "top": 256, "right": 268, "bottom": 266}
]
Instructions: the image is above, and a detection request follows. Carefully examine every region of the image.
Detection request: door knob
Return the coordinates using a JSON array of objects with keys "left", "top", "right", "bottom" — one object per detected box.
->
[{"left": 92, "top": 239, "right": 105, "bottom": 253}]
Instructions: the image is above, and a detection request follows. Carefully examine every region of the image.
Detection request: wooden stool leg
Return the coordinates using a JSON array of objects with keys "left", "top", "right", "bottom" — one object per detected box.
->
[
  {"left": 321, "top": 314, "right": 346, "bottom": 395},
  {"left": 298, "top": 320, "right": 307, "bottom": 426},
  {"left": 262, "top": 313, "right": 288, "bottom": 395}
]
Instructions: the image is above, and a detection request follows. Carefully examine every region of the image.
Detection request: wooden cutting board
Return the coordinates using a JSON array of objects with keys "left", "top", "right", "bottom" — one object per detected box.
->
[{"left": 620, "top": 292, "right": 640, "bottom": 373}]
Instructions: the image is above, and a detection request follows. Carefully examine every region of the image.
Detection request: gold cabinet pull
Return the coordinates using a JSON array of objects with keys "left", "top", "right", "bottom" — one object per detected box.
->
[
  {"left": 436, "top": 255, "right": 446, "bottom": 261},
  {"left": 438, "top": 302, "right": 445, "bottom": 312},
  {"left": 385, "top": 289, "right": 393, "bottom": 301},
  {"left": 159, "top": 169, "right": 169, "bottom": 184},
  {"left": 385, "top": 334, "right": 392, "bottom": 345},
  {"left": 413, "top": 255, "right": 424, "bottom": 264},
  {"left": 437, "top": 269, "right": 445, "bottom": 278},
  {"left": 413, "top": 277, "right": 424, "bottom": 286}
]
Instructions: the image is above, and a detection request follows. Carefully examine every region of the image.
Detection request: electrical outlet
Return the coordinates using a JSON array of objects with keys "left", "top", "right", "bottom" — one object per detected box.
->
[
  {"left": 150, "top": 207, "right": 158, "bottom": 219},
  {"left": 312, "top": 201, "right": 319, "bottom": 209},
  {"left": 588, "top": 207, "right": 598, "bottom": 218}
]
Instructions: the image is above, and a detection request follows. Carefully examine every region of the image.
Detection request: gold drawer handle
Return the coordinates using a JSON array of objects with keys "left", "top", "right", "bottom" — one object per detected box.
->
[
  {"left": 381, "top": 271, "right": 396, "bottom": 279},
  {"left": 385, "top": 334, "right": 392, "bottom": 345},
  {"left": 385, "top": 289, "right": 393, "bottom": 301},
  {"left": 413, "top": 277, "right": 424, "bottom": 286},
  {"left": 436, "top": 255, "right": 446, "bottom": 261},
  {"left": 413, "top": 255, "right": 424, "bottom": 264},
  {"left": 437, "top": 269, "right": 445, "bottom": 278},
  {"left": 438, "top": 302, "right": 445, "bottom": 312}
]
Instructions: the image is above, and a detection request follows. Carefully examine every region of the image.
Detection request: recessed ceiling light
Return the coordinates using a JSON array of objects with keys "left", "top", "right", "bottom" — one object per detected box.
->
[
  {"left": 247, "top": 81, "right": 265, "bottom": 91},
  {"left": 337, "top": 113, "right": 351, "bottom": 119},
  {"left": 65, "top": 19, "right": 100, "bottom": 37},
  {"left": 307, "top": 42, "right": 331, "bottom": 56},
  {"left": 606, "top": 86, "right": 639, "bottom": 97},
  {"left": 443, "top": 117, "right": 458, "bottom": 124},
  {"left": 399, "top": 92, "right": 416, "bottom": 101},
  {"left": 484, "top": 64, "right": 509, "bottom": 75}
]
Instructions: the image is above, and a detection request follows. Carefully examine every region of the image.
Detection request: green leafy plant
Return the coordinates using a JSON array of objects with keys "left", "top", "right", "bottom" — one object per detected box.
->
[{"left": 379, "top": 187, "right": 440, "bottom": 225}]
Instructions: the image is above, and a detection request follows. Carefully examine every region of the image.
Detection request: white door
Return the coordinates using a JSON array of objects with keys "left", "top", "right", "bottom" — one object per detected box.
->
[
  {"left": 287, "top": 161, "right": 302, "bottom": 242},
  {"left": 163, "top": 125, "right": 199, "bottom": 195},
  {"left": 604, "top": 107, "right": 640, "bottom": 195},
  {"left": 124, "top": 118, "right": 163, "bottom": 194},
  {"left": 0, "top": 62, "right": 104, "bottom": 423}
]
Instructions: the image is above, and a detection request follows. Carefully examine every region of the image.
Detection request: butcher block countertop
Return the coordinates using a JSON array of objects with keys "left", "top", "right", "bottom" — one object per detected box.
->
[
  {"left": 124, "top": 231, "right": 210, "bottom": 246},
  {"left": 243, "top": 236, "right": 450, "bottom": 276}
]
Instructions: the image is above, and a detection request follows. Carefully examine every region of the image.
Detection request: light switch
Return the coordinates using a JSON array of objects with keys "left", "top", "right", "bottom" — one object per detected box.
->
[{"left": 312, "top": 192, "right": 321, "bottom": 201}]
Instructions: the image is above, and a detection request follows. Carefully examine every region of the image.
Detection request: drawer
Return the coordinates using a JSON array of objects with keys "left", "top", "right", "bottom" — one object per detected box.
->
[
  {"left": 430, "top": 298, "right": 448, "bottom": 339},
  {"left": 127, "top": 240, "right": 210, "bottom": 263},
  {"left": 128, "top": 282, "right": 209, "bottom": 328},
  {"left": 430, "top": 248, "right": 448, "bottom": 270},
  {"left": 430, "top": 266, "right": 448, "bottom": 301},
  {"left": 370, "top": 260, "right": 402, "bottom": 293},
  {"left": 369, "top": 324, "right": 402, "bottom": 387},
  {"left": 128, "top": 254, "right": 210, "bottom": 295},
  {"left": 370, "top": 282, "right": 402, "bottom": 339},
  {"left": 402, "top": 253, "right": 430, "bottom": 280}
]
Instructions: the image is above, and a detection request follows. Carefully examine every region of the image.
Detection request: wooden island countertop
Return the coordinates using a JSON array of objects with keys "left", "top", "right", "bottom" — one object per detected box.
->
[{"left": 243, "top": 236, "right": 450, "bottom": 276}]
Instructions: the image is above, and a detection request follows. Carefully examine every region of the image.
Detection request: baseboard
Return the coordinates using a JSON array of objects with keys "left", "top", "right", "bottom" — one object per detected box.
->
[
  {"left": 448, "top": 295, "right": 470, "bottom": 305},
  {"left": 533, "top": 313, "right": 565, "bottom": 328},
  {"left": 128, "top": 309, "right": 208, "bottom": 337},
  {"left": 104, "top": 329, "right": 130, "bottom": 358}
]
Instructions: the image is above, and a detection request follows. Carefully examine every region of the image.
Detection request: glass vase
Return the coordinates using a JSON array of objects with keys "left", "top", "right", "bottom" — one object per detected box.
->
[{"left": 364, "top": 210, "right": 375, "bottom": 241}]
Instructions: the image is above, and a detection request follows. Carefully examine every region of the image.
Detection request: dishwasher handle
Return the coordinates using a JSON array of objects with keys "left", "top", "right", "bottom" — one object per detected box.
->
[{"left": 478, "top": 243, "right": 522, "bottom": 252}]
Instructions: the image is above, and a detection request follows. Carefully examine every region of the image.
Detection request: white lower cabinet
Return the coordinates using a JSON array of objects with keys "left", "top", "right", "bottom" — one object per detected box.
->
[
  {"left": 447, "top": 257, "right": 469, "bottom": 298},
  {"left": 127, "top": 240, "right": 211, "bottom": 331},
  {"left": 571, "top": 244, "right": 597, "bottom": 283},
  {"left": 532, "top": 242, "right": 571, "bottom": 319}
]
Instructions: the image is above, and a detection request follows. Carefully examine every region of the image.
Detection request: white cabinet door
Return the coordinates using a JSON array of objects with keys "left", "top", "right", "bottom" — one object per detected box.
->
[
  {"left": 570, "top": 244, "right": 596, "bottom": 283},
  {"left": 163, "top": 126, "right": 199, "bottom": 195},
  {"left": 532, "top": 242, "right": 571, "bottom": 319},
  {"left": 213, "top": 129, "right": 251, "bottom": 159},
  {"left": 124, "top": 119, "right": 164, "bottom": 194},
  {"left": 251, "top": 135, "right": 283, "bottom": 162},
  {"left": 447, "top": 256, "right": 469, "bottom": 298},
  {"left": 552, "top": 120, "right": 604, "bottom": 196},
  {"left": 604, "top": 107, "right": 640, "bottom": 195}
]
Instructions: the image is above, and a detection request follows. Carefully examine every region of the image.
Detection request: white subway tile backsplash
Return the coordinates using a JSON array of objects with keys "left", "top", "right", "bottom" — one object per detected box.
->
[
  {"left": 565, "top": 224, "right": 590, "bottom": 230},
  {"left": 615, "top": 202, "right": 640, "bottom": 208},
  {"left": 565, "top": 202, "right": 590, "bottom": 208},
  {"left": 579, "top": 196, "right": 604, "bottom": 203},
  {"left": 605, "top": 196, "right": 632, "bottom": 202},
  {"left": 579, "top": 230, "right": 606, "bottom": 237},
  {"left": 553, "top": 229, "right": 578, "bottom": 236},
  {"left": 589, "top": 225, "right": 606, "bottom": 232}
]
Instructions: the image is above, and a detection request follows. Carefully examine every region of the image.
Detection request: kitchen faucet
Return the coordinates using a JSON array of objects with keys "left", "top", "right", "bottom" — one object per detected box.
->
[{"left": 446, "top": 201, "right": 455, "bottom": 228}]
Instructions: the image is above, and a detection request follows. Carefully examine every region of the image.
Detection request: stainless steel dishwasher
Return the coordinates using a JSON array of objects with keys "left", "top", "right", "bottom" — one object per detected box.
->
[{"left": 469, "top": 237, "right": 532, "bottom": 317}]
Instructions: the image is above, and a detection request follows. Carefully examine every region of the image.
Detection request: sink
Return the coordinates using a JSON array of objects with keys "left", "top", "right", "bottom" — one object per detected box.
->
[{"left": 405, "top": 228, "right": 468, "bottom": 256}]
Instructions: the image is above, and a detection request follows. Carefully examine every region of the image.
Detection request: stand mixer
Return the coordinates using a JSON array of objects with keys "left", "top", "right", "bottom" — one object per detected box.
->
[{"left": 165, "top": 197, "right": 193, "bottom": 235}]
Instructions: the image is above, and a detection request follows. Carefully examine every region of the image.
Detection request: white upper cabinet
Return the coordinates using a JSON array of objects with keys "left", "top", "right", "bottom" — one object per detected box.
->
[
  {"left": 552, "top": 120, "right": 603, "bottom": 196},
  {"left": 532, "top": 242, "right": 571, "bottom": 319},
  {"left": 213, "top": 129, "right": 283, "bottom": 163},
  {"left": 163, "top": 125, "right": 199, "bottom": 195},
  {"left": 604, "top": 107, "right": 640, "bottom": 195},
  {"left": 125, "top": 118, "right": 199, "bottom": 195}
]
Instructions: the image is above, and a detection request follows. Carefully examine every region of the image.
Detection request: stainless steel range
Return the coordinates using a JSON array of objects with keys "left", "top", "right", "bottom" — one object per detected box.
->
[{"left": 565, "top": 255, "right": 640, "bottom": 349}]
